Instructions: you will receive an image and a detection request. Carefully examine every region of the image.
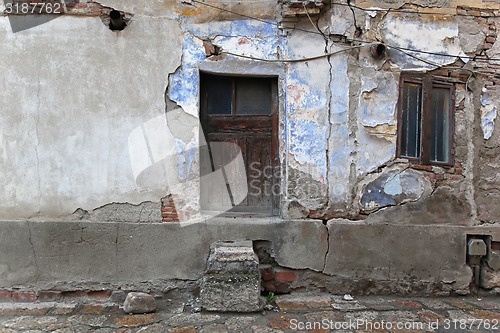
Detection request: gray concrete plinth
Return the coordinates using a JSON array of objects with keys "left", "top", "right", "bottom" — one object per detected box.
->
[{"left": 201, "top": 241, "right": 262, "bottom": 312}]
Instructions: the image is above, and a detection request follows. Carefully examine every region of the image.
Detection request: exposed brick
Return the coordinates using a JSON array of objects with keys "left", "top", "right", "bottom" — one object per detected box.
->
[
  {"left": 446, "top": 174, "right": 464, "bottom": 181},
  {"left": 308, "top": 210, "right": 323, "bottom": 219},
  {"left": 486, "top": 36, "right": 497, "bottom": 43},
  {"left": 0, "top": 290, "right": 12, "bottom": 302},
  {"left": 468, "top": 9, "right": 481, "bottom": 16},
  {"left": 87, "top": 290, "right": 111, "bottom": 299},
  {"left": 12, "top": 291, "right": 37, "bottom": 302},
  {"left": 61, "top": 290, "right": 88, "bottom": 299},
  {"left": 76, "top": 304, "right": 106, "bottom": 315},
  {"left": 267, "top": 313, "right": 299, "bottom": 330},
  {"left": 410, "top": 164, "right": 433, "bottom": 172},
  {"left": 260, "top": 265, "right": 275, "bottom": 281},
  {"left": 263, "top": 281, "right": 277, "bottom": 292},
  {"left": 275, "top": 270, "right": 296, "bottom": 283},
  {"left": 275, "top": 282, "right": 291, "bottom": 294},
  {"left": 114, "top": 313, "right": 161, "bottom": 327},
  {"left": 161, "top": 194, "right": 180, "bottom": 222},
  {"left": 37, "top": 291, "right": 62, "bottom": 302},
  {"left": 392, "top": 299, "right": 423, "bottom": 309},
  {"left": 432, "top": 174, "right": 444, "bottom": 181}
]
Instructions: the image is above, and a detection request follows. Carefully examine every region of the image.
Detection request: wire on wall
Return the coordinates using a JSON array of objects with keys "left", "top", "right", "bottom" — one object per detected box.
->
[
  {"left": 189, "top": 0, "right": 500, "bottom": 64},
  {"left": 331, "top": 1, "right": 499, "bottom": 18},
  {"left": 194, "top": 0, "right": 499, "bottom": 18},
  {"left": 221, "top": 45, "right": 364, "bottom": 62}
]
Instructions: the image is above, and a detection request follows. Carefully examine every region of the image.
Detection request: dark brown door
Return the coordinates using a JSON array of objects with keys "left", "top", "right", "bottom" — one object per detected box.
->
[{"left": 200, "top": 73, "right": 279, "bottom": 214}]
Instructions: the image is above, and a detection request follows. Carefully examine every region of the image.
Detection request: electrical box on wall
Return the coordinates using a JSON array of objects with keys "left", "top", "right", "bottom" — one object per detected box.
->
[{"left": 468, "top": 239, "right": 487, "bottom": 256}]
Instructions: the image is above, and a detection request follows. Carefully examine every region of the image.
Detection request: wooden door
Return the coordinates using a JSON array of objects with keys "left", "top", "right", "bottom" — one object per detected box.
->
[{"left": 200, "top": 73, "right": 279, "bottom": 214}]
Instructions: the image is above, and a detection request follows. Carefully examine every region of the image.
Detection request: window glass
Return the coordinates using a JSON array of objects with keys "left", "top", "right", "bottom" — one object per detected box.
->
[
  {"left": 206, "top": 76, "right": 232, "bottom": 115},
  {"left": 430, "top": 87, "right": 450, "bottom": 163},
  {"left": 235, "top": 77, "right": 272, "bottom": 115},
  {"left": 400, "top": 82, "right": 422, "bottom": 158}
]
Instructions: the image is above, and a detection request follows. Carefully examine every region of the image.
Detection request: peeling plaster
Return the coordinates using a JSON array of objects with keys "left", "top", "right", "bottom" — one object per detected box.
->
[
  {"left": 327, "top": 51, "right": 351, "bottom": 204},
  {"left": 481, "top": 88, "right": 498, "bottom": 140},
  {"left": 359, "top": 167, "right": 432, "bottom": 213},
  {"left": 175, "top": 138, "right": 196, "bottom": 181},
  {"left": 458, "top": 18, "right": 486, "bottom": 54},
  {"left": 358, "top": 69, "right": 398, "bottom": 127},
  {"left": 289, "top": 118, "right": 328, "bottom": 180},
  {"left": 355, "top": 69, "right": 398, "bottom": 175},
  {"left": 363, "top": 124, "right": 397, "bottom": 142},
  {"left": 380, "top": 14, "right": 465, "bottom": 70}
]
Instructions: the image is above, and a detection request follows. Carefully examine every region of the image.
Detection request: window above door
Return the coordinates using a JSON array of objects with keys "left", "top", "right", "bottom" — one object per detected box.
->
[{"left": 203, "top": 74, "right": 273, "bottom": 116}]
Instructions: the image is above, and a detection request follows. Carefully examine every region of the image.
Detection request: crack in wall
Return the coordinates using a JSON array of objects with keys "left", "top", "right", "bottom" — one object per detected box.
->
[
  {"left": 325, "top": 44, "right": 334, "bottom": 213},
  {"left": 27, "top": 222, "right": 40, "bottom": 283},
  {"left": 114, "top": 224, "right": 119, "bottom": 277},
  {"left": 466, "top": 84, "right": 480, "bottom": 224},
  {"left": 34, "top": 66, "right": 42, "bottom": 217},
  {"left": 321, "top": 223, "right": 330, "bottom": 272}
]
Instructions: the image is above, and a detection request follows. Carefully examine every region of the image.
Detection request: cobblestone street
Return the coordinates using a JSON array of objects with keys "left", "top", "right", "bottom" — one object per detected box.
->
[{"left": 1, "top": 294, "right": 499, "bottom": 333}]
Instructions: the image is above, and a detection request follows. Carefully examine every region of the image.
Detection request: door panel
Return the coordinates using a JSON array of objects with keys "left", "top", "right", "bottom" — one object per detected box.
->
[{"left": 200, "top": 73, "right": 279, "bottom": 214}]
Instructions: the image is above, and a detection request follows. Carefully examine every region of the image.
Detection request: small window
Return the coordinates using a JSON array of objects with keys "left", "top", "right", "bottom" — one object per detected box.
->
[
  {"left": 397, "top": 75, "right": 454, "bottom": 166},
  {"left": 203, "top": 74, "right": 273, "bottom": 116}
]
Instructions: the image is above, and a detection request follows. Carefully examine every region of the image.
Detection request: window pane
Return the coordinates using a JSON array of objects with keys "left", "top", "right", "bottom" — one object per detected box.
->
[
  {"left": 206, "top": 76, "right": 232, "bottom": 115},
  {"left": 400, "top": 82, "right": 422, "bottom": 158},
  {"left": 430, "top": 87, "right": 451, "bottom": 163},
  {"left": 235, "top": 77, "right": 272, "bottom": 115}
]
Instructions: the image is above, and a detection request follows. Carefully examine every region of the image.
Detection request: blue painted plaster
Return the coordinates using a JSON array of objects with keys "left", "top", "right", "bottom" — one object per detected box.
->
[
  {"left": 358, "top": 73, "right": 397, "bottom": 127},
  {"left": 384, "top": 174, "right": 402, "bottom": 195},
  {"left": 289, "top": 118, "right": 327, "bottom": 178},
  {"left": 481, "top": 91, "right": 498, "bottom": 140},
  {"left": 183, "top": 19, "right": 276, "bottom": 40},
  {"left": 286, "top": 70, "right": 326, "bottom": 110},
  {"left": 361, "top": 169, "right": 427, "bottom": 211},
  {"left": 175, "top": 138, "right": 196, "bottom": 180},
  {"left": 169, "top": 35, "right": 205, "bottom": 111}
]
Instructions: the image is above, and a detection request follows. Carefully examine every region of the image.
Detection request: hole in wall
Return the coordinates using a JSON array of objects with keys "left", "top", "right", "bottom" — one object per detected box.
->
[{"left": 109, "top": 10, "right": 127, "bottom": 31}]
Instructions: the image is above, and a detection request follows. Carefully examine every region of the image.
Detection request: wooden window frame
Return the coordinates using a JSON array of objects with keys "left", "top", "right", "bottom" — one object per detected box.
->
[{"left": 396, "top": 74, "right": 455, "bottom": 167}]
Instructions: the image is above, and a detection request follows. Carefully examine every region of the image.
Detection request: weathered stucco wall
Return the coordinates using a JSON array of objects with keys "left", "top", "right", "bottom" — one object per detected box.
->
[
  {"left": 0, "top": 0, "right": 499, "bottom": 294},
  {"left": 0, "top": 11, "right": 183, "bottom": 219}
]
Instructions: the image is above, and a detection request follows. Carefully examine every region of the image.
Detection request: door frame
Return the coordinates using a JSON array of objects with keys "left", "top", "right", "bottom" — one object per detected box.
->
[{"left": 198, "top": 71, "right": 280, "bottom": 215}]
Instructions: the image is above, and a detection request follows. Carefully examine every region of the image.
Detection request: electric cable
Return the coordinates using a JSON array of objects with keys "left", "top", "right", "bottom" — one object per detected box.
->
[
  {"left": 194, "top": 0, "right": 499, "bottom": 18},
  {"left": 221, "top": 44, "right": 364, "bottom": 62},
  {"left": 331, "top": 1, "right": 499, "bottom": 18},
  {"left": 191, "top": 0, "right": 324, "bottom": 36},
  {"left": 190, "top": 0, "right": 500, "bottom": 62}
]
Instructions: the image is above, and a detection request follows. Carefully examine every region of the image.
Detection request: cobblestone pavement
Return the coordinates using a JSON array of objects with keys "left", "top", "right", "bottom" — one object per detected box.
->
[{"left": 0, "top": 294, "right": 499, "bottom": 333}]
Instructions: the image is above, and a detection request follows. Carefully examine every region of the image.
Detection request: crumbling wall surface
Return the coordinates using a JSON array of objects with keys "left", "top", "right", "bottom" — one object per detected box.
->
[
  {"left": 323, "top": 220, "right": 473, "bottom": 295},
  {"left": 1, "top": 0, "right": 500, "bottom": 294},
  {"left": 0, "top": 11, "right": 183, "bottom": 219},
  {"left": 0, "top": 219, "right": 327, "bottom": 290},
  {"left": 284, "top": 28, "right": 332, "bottom": 215},
  {"left": 476, "top": 77, "right": 500, "bottom": 224},
  {"left": 0, "top": 218, "right": 481, "bottom": 296}
]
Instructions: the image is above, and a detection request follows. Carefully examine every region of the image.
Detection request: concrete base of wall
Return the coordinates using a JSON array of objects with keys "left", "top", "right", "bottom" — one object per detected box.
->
[{"left": 0, "top": 218, "right": 498, "bottom": 295}]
